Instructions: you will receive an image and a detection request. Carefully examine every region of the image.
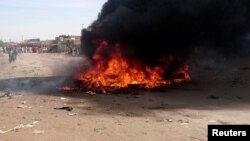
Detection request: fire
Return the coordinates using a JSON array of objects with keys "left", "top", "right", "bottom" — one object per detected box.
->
[
  {"left": 73, "top": 40, "right": 191, "bottom": 90},
  {"left": 60, "top": 85, "right": 76, "bottom": 91}
]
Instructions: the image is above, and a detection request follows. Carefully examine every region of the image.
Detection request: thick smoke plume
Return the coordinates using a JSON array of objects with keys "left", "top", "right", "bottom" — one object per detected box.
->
[{"left": 82, "top": 0, "right": 250, "bottom": 67}]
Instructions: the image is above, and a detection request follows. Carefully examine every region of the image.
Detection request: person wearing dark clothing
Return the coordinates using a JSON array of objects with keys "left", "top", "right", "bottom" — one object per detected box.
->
[
  {"left": 8, "top": 48, "right": 14, "bottom": 63},
  {"left": 12, "top": 48, "right": 18, "bottom": 62},
  {"left": 7, "top": 48, "right": 18, "bottom": 63}
]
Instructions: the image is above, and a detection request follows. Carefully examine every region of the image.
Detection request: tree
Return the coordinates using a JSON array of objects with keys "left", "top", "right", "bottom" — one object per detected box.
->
[{"left": 0, "top": 40, "right": 4, "bottom": 47}]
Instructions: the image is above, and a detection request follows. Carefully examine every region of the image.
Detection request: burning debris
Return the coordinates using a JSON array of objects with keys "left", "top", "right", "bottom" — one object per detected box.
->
[
  {"left": 61, "top": 40, "right": 190, "bottom": 93},
  {"left": 62, "top": 0, "right": 250, "bottom": 93},
  {"left": 74, "top": 40, "right": 190, "bottom": 89}
]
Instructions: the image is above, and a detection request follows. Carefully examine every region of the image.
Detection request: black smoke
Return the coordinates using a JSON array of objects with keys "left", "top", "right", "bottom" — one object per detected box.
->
[{"left": 82, "top": 0, "right": 250, "bottom": 68}]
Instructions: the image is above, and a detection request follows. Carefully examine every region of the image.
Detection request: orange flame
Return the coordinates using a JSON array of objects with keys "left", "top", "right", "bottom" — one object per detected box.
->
[
  {"left": 61, "top": 85, "right": 73, "bottom": 91},
  {"left": 75, "top": 40, "right": 190, "bottom": 89}
]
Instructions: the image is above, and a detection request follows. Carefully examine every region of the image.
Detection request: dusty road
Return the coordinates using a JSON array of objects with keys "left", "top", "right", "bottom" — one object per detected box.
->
[{"left": 0, "top": 53, "right": 250, "bottom": 141}]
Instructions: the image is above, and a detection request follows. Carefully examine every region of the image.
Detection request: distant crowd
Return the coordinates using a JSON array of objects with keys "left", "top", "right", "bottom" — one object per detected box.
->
[
  {"left": 0, "top": 46, "right": 81, "bottom": 63},
  {"left": 0, "top": 46, "right": 44, "bottom": 63},
  {"left": 0, "top": 46, "right": 43, "bottom": 54}
]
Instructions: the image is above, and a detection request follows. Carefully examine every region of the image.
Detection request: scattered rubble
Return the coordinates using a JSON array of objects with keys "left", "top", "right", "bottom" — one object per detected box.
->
[
  {"left": 60, "top": 97, "right": 67, "bottom": 100},
  {"left": 32, "top": 129, "right": 44, "bottom": 135},
  {"left": 0, "top": 89, "right": 21, "bottom": 99},
  {"left": 164, "top": 118, "right": 173, "bottom": 123},
  {"left": 93, "top": 127, "right": 105, "bottom": 133},
  {"left": 0, "top": 121, "right": 39, "bottom": 134},
  {"left": 68, "top": 113, "right": 78, "bottom": 116},
  {"left": 21, "top": 101, "right": 27, "bottom": 104},
  {"left": 208, "top": 120, "right": 231, "bottom": 124},
  {"left": 178, "top": 119, "right": 190, "bottom": 124},
  {"left": 86, "top": 91, "right": 96, "bottom": 96},
  {"left": 54, "top": 106, "right": 73, "bottom": 111},
  {"left": 216, "top": 120, "right": 231, "bottom": 124},
  {"left": 208, "top": 120, "right": 217, "bottom": 124},
  {"left": 17, "top": 105, "right": 32, "bottom": 109}
]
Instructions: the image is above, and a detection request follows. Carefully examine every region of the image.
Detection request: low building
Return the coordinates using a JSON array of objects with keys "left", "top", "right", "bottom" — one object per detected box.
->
[
  {"left": 41, "top": 40, "right": 56, "bottom": 53},
  {"left": 55, "top": 35, "right": 81, "bottom": 53},
  {"left": 24, "top": 38, "right": 41, "bottom": 47}
]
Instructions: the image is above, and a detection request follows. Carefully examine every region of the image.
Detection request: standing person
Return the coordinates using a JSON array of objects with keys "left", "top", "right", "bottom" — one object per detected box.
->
[
  {"left": 8, "top": 48, "right": 14, "bottom": 63},
  {"left": 76, "top": 48, "right": 80, "bottom": 56},
  {"left": 24, "top": 46, "right": 27, "bottom": 53},
  {"left": 13, "top": 48, "right": 18, "bottom": 62},
  {"left": 72, "top": 47, "right": 76, "bottom": 56},
  {"left": 21, "top": 47, "right": 24, "bottom": 53},
  {"left": 27, "top": 47, "right": 30, "bottom": 53}
]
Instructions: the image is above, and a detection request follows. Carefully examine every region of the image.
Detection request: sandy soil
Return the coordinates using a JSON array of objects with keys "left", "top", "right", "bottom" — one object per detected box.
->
[{"left": 0, "top": 53, "right": 250, "bottom": 141}]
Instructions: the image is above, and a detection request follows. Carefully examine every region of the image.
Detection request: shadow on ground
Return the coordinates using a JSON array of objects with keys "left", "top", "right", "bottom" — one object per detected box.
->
[
  {"left": 0, "top": 76, "right": 67, "bottom": 93},
  {"left": 0, "top": 76, "right": 249, "bottom": 117}
]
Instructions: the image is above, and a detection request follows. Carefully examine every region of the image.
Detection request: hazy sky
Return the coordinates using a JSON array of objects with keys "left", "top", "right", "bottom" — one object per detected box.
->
[{"left": 0, "top": 0, "right": 107, "bottom": 42}]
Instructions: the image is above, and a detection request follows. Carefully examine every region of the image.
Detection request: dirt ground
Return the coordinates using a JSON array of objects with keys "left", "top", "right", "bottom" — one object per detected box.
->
[{"left": 0, "top": 53, "right": 250, "bottom": 141}]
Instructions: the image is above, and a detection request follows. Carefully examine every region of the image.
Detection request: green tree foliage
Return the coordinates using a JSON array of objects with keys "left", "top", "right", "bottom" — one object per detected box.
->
[{"left": 0, "top": 40, "right": 4, "bottom": 47}]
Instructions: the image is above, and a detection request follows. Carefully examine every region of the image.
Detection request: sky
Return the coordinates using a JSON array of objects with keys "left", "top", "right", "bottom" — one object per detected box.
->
[{"left": 0, "top": 0, "right": 107, "bottom": 42}]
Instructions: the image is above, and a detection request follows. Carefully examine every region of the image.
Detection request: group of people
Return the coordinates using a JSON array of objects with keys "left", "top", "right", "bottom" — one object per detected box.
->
[
  {"left": 1, "top": 46, "right": 33, "bottom": 54},
  {"left": 1, "top": 46, "right": 35, "bottom": 63},
  {"left": 6, "top": 47, "right": 18, "bottom": 63},
  {"left": 71, "top": 47, "right": 80, "bottom": 57},
  {"left": 0, "top": 46, "right": 80, "bottom": 63}
]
